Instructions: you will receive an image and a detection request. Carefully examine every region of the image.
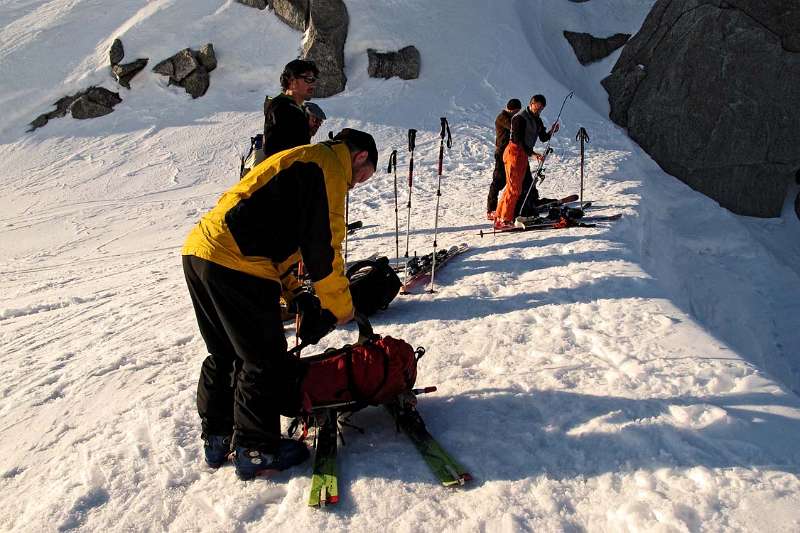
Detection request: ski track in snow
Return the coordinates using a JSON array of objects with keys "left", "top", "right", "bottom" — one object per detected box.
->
[{"left": 1, "top": 0, "right": 800, "bottom": 531}]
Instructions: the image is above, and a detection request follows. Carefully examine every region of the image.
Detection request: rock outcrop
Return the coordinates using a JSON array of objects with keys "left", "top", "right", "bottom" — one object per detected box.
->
[
  {"left": 29, "top": 87, "right": 122, "bottom": 131},
  {"left": 152, "top": 44, "right": 217, "bottom": 98},
  {"left": 602, "top": 0, "right": 800, "bottom": 217},
  {"left": 108, "top": 38, "right": 148, "bottom": 89},
  {"left": 367, "top": 46, "right": 420, "bottom": 80},
  {"left": 300, "top": 0, "right": 348, "bottom": 97},
  {"left": 235, "top": 0, "right": 268, "bottom": 8},
  {"left": 271, "top": 0, "right": 308, "bottom": 31},
  {"left": 563, "top": 31, "right": 630, "bottom": 65}
]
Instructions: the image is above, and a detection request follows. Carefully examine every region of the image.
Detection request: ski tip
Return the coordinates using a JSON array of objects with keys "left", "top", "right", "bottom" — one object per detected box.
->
[{"left": 442, "top": 473, "right": 473, "bottom": 487}]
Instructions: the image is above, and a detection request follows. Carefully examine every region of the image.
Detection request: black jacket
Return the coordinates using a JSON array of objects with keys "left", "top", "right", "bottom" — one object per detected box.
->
[
  {"left": 494, "top": 109, "right": 514, "bottom": 155},
  {"left": 263, "top": 93, "right": 311, "bottom": 158},
  {"left": 510, "top": 108, "right": 551, "bottom": 156}
]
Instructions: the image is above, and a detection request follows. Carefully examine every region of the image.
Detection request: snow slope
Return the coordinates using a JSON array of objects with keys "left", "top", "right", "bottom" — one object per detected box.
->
[{"left": 1, "top": 0, "right": 799, "bottom": 531}]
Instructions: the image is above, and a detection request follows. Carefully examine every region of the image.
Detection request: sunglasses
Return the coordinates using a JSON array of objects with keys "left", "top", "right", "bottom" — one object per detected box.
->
[{"left": 298, "top": 75, "right": 317, "bottom": 84}]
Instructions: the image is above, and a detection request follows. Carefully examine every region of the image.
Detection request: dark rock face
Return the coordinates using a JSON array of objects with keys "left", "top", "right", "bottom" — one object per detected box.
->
[
  {"left": 602, "top": 0, "right": 800, "bottom": 217},
  {"left": 70, "top": 95, "right": 114, "bottom": 119},
  {"left": 172, "top": 49, "right": 199, "bottom": 82},
  {"left": 29, "top": 87, "right": 122, "bottom": 130},
  {"left": 112, "top": 58, "right": 149, "bottom": 89},
  {"left": 301, "top": 0, "right": 348, "bottom": 97},
  {"left": 152, "top": 44, "right": 216, "bottom": 98},
  {"left": 236, "top": 0, "right": 267, "bottom": 8},
  {"left": 108, "top": 38, "right": 148, "bottom": 89},
  {"left": 367, "top": 46, "right": 420, "bottom": 79},
  {"left": 109, "top": 39, "right": 124, "bottom": 65},
  {"left": 198, "top": 43, "right": 217, "bottom": 72},
  {"left": 563, "top": 31, "right": 630, "bottom": 65},
  {"left": 271, "top": 0, "right": 309, "bottom": 31},
  {"left": 183, "top": 68, "right": 210, "bottom": 99}
]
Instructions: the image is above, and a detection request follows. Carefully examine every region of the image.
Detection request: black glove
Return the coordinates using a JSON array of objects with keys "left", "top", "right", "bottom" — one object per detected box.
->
[
  {"left": 297, "top": 307, "right": 337, "bottom": 345},
  {"left": 288, "top": 290, "right": 319, "bottom": 316}
]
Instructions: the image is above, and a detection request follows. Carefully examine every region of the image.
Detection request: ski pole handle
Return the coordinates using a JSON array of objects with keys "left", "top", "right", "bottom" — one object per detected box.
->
[
  {"left": 387, "top": 149, "right": 397, "bottom": 174},
  {"left": 407, "top": 129, "right": 417, "bottom": 153},
  {"left": 438, "top": 117, "right": 451, "bottom": 176}
]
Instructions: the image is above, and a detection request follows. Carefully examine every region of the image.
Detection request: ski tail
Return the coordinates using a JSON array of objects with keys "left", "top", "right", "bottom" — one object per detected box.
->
[{"left": 308, "top": 409, "right": 339, "bottom": 507}]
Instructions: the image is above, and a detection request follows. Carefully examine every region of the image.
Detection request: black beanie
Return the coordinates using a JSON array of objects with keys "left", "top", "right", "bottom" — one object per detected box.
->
[
  {"left": 333, "top": 128, "right": 378, "bottom": 169},
  {"left": 506, "top": 98, "right": 522, "bottom": 111}
]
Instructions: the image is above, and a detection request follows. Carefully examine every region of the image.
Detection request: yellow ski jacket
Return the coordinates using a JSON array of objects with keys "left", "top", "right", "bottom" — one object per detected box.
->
[{"left": 182, "top": 142, "right": 354, "bottom": 322}]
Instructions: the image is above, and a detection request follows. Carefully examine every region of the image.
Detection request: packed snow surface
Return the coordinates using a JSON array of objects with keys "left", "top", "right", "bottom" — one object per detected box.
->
[{"left": 1, "top": 0, "right": 799, "bottom": 531}]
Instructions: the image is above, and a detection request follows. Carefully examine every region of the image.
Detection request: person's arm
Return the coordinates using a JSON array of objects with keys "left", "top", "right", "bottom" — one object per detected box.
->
[
  {"left": 295, "top": 161, "right": 353, "bottom": 324},
  {"left": 538, "top": 116, "right": 559, "bottom": 142}
]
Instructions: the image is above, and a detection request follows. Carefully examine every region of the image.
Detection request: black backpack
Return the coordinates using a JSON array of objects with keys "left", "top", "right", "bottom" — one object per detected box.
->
[{"left": 346, "top": 257, "right": 401, "bottom": 316}]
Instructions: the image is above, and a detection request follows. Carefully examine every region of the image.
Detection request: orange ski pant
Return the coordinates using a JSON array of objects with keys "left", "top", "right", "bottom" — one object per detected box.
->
[{"left": 496, "top": 142, "right": 529, "bottom": 223}]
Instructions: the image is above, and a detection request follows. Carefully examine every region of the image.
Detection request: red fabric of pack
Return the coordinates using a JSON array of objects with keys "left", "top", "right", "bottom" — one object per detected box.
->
[{"left": 299, "top": 336, "right": 418, "bottom": 412}]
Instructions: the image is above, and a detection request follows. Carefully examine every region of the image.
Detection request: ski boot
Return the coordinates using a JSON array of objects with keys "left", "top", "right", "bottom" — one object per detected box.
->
[
  {"left": 203, "top": 434, "right": 232, "bottom": 468},
  {"left": 233, "top": 439, "right": 310, "bottom": 480}
]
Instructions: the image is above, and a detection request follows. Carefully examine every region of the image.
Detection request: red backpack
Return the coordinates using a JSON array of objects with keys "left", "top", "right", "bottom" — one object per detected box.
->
[{"left": 294, "top": 319, "right": 421, "bottom": 414}]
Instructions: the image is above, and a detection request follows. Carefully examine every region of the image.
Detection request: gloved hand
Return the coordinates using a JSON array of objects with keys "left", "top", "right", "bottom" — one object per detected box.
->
[
  {"left": 288, "top": 290, "right": 319, "bottom": 316},
  {"left": 297, "top": 307, "right": 337, "bottom": 345}
]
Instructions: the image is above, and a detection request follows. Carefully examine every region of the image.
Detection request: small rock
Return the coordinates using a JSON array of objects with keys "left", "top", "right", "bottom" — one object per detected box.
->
[
  {"left": 197, "top": 43, "right": 217, "bottom": 72},
  {"left": 112, "top": 58, "right": 149, "bottom": 89},
  {"left": 70, "top": 96, "right": 112, "bottom": 120},
  {"left": 28, "top": 114, "right": 50, "bottom": 131},
  {"left": 172, "top": 49, "right": 198, "bottom": 82},
  {"left": 84, "top": 86, "right": 122, "bottom": 108},
  {"left": 152, "top": 57, "right": 174, "bottom": 78},
  {"left": 183, "top": 67, "right": 210, "bottom": 98},
  {"left": 109, "top": 38, "right": 124, "bottom": 66},
  {"left": 367, "top": 46, "right": 420, "bottom": 80}
]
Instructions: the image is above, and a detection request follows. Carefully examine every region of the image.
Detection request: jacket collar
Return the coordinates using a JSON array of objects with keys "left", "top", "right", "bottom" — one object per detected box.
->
[{"left": 330, "top": 142, "right": 353, "bottom": 187}]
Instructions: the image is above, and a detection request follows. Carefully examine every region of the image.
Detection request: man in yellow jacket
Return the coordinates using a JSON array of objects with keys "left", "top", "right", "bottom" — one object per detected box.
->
[{"left": 182, "top": 128, "right": 378, "bottom": 480}]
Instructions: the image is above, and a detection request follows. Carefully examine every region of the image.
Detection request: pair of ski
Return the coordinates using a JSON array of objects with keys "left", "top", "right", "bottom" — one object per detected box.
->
[
  {"left": 483, "top": 195, "right": 621, "bottom": 236},
  {"left": 307, "top": 393, "right": 472, "bottom": 508},
  {"left": 401, "top": 243, "right": 469, "bottom": 293}
]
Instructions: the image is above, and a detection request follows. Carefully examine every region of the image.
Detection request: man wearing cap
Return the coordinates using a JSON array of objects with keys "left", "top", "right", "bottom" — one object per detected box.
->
[
  {"left": 182, "top": 128, "right": 378, "bottom": 480},
  {"left": 304, "top": 101, "right": 326, "bottom": 139},
  {"left": 263, "top": 59, "right": 319, "bottom": 158},
  {"left": 486, "top": 98, "right": 522, "bottom": 220}
]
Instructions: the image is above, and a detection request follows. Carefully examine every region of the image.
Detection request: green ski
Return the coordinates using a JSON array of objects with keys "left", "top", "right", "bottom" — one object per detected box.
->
[
  {"left": 386, "top": 395, "right": 472, "bottom": 487},
  {"left": 307, "top": 409, "right": 339, "bottom": 507}
]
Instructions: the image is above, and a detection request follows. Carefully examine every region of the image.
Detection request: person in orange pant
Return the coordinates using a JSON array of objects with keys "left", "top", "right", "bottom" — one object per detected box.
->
[{"left": 494, "top": 94, "right": 559, "bottom": 229}]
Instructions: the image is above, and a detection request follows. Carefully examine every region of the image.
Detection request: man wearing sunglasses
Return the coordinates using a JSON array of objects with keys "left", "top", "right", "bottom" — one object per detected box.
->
[{"left": 263, "top": 59, "right": 320, "bottom": 158}]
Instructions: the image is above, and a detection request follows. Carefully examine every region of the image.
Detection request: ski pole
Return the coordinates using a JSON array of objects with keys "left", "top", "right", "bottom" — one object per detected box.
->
[
  {"left": 344, "top": 190, "right": 350, "bottom": 268},
  {"left": 576, "top": 127, "right": 590, "bottom": 204},
  {"left": 387, "top": 149, "right": 400, "bottom": 269},
  {"left": 520, "top": 91, "right": 573, "bottom": 215},
  {"left": 402, "top": 129, "right": 417, "bottom": 292},
  {"left": 428, "top": 117, "right": 451, "bottom": 294},
  {"left": 294, "top": 260, "right": 304, "bottom": 353}
]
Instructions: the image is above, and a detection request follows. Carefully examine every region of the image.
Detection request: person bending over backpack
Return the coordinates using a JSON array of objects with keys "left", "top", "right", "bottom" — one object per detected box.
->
[{"left": 182, "top": 129, "right": 378, "bottom": 480}]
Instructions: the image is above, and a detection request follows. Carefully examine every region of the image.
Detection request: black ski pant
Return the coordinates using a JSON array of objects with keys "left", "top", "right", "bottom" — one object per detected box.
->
[
  {"left": 183, "top": 255, "right": 294, "bottom": 452},
  {"left": 514, "top": 166, "right": 539, "bottom": 217},
  {"left": 486, "top": 151, "right": 506, "bottom": 213}
]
